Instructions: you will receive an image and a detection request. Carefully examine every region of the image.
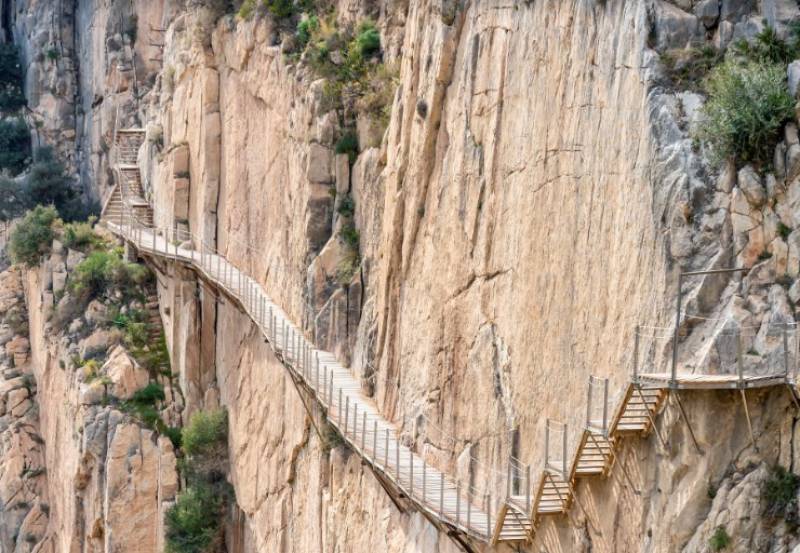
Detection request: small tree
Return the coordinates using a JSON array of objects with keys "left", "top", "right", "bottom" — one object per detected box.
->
[
  {"left": 8, "top": 205, "right": 58, "bottom": 266},
  {"left": 696, "top": 60, "right": 794, "bottom": 167},
  {"left": 0, "top": 118, "right": 31, "bottom": 175},
  {"left": 0, "top": 44, "right": 26, "bottom": 113},
  {"left": 0, "top": 177, "right": 29, "bottom": 221}
]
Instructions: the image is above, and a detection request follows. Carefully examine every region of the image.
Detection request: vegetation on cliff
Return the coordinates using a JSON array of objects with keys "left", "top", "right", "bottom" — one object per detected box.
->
[
  {"left": 166, "top": 409, "right": 230, "bottom": 553},
  {"left": 686, "top": 26, "right": 798, "bottom": 168}
]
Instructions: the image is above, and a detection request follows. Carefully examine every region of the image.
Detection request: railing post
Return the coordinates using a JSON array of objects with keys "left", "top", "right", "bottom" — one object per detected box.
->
[
  {"left": 545, "top": 420, "right": 550, "bottom": 470},
  {"left": 409, "top": 449, "right": 414, "bottom": 497},
  {"left": 422, "top": 460, "right": 427, "bottom": 503},
  {"left": 362, "top": 412, "right": 366, "bottom": 451},
  {"left": 783, "top": 323, "right": 790, "bottom": 379},
  {"left": 315, "top": 353, "right": 320, "bottom": 389},
  {"left": 395, "top": 438, "right": 400, "bottom": 480},
  {"left": 338, "top": 388, "right": 342, "bottom": 421},
  {"left": 345, "top": 397, "right": 350, "bottom": 435},
  {"left": 506, "top": 459, "right": 512, "bottom": 499},
  {"left": 373, "top": 420, "right": 377, "bottom": 459},
  {"left": 485, "top": 493, "right": 491, "bottom": 540},
  {"left": 466, "top": 488, "right": 471, "bottom": 530},
  {"left": 672, "top": 273, "right": 684, "bottom": 388},
  {"left": 525, "top": 464, "right": 531, "bottom": 513},
  {"left": 586, "top": 377, "right": 592, "bottom": 428},
  {"left": 353, "top": 403, "right": 358, "bottom": 441},
  {"left": 328, "top": 367, "right": 333, "bottom": 404},
  {"left": 385, "top": 429, "right": 389, "bottom": 468},
  {"left": 439, "top": 472, "right": 444, "bottom": 517},
  {"left": 456, "top": 481, "right": 461, "bottom": 526},
  {"left": 633, "top": 324, "right": 640, "bottom": 381},
  {"left": 602, "top": 377, "right": 609, "bottom": 431},
  {"left": 737, "top": 328, "right": 744, "bottom": 387}
]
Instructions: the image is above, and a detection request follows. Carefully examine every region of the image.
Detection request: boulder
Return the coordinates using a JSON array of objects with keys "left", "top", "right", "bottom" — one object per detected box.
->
[
  {"left": 101, "top": 346, "right": 149, "bottom": 400},
  {"left": 737, "top": 166, "right": 765, "bottom": 206},
  {"left": 85, "top": 300, "right": 108, "bottom": 326},
  {"left": 306, "top": 143, "right": 334, "bottom": 184},
  {"left": 78, "top": 329, "right": 112, "bottom": 360},
  {"left": 65, "top": 249, "right": 86, "bottom": 271},
  {"left": 694, "top": 0, "right": 720, "bottom": 28},
  {"left": 52, "top": 271, "right": 67, "bottom": 295},
  {"left": 790, "top": 61, "right": 800, "bottom": 98}
]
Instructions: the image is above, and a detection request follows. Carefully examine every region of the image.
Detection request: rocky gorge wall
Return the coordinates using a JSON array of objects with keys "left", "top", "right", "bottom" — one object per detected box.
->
[{"left": 6, "top": 0, "right": 800, "bottom": 552}]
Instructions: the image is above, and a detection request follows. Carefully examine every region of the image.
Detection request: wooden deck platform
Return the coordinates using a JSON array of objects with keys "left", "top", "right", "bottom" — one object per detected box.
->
[{"left": 637, "top": 372, "right": 788, "bottom": 389}]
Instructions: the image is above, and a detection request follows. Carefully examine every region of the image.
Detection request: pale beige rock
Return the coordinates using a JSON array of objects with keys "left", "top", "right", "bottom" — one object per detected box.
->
[{"left": 101, "top": 346, "right": 149, "bottom": 400}]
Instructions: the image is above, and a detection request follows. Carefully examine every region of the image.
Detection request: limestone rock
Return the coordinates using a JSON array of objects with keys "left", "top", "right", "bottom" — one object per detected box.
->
[
  {"left": 101, "top": 346, "right": 149, "bottom": 400},
  {"left": 65, "top": 249, "right": 86, "bottom": 271},
  {"left": 790, "top": 61, "right": 800, "bottom": 98},
  {"left": 738, "top": 166, "right": 766, "bottom": 206},
  {"left": 78, "top": 329, "right": 112, "bottom": 360}
]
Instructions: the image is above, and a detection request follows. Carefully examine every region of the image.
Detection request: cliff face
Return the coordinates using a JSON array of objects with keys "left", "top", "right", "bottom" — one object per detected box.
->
[{"left": 6, "top": 0, "right": 800, "bottom": 551}]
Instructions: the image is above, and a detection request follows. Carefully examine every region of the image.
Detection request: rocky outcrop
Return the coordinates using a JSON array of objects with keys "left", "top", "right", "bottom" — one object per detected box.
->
[{"left": 10, "top": 241, "right": 180, "bottom": 552}]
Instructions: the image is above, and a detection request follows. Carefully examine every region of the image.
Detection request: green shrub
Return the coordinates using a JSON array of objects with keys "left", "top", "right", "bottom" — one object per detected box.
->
[
  {"left": 762, "top": 464, "right": 800, "bottom": 520},
  {"left": 0, "top": 44, "right": 26, "bottom": 113},
  {"left": 339, "top": 222, "right": 359, "bottom": 249},
  {"left": 25, "top": 147, "right": 93, "bottom": 222},
  {"left": 297, "top": 15, "right": 319, "bottom": 47},
  {"left": 353, "top": 21, "right": 380, "bottom": 59},
  {"left": 165, "top": 484, "right": 224, "bottom": 553},
  {"left": 661, "top": 46, "right": 722, "bottom": 91},
  {"left": 68, "top": 250, "right": 152, "bottom": 300},
  {"left": 182, "top": 409, "right": 228, "bottom": 458},
  {"left": 163, "top": 426, "right": 183, "bottom": 449},
  {"left": 265, "top": 0, "right": 295, "bottom": 18},
  {"left": 131, "top": 382, "right": 165, "bottom": 405},
  {"left": 336, "top": 193, "right": 355, "bottom": 218},
  {"left": 0, "top": 177, "right": 29, "bottom": 221},
  {"left": 709, "top": 526, "right": 731, "bottom": 551},
  {"left": 61, "top": 217, "right": 101, "bottom": 251},
  {"left": 8, "top": 206, "right": 58, "bottom": 266},
  {"left": 0, "top": 118, "right": 31, "bottom": 175},
  {"left": 334, "top": 131, "right": 359, "bottom": 163},
  {"left": 696, "top": 60, "right": 794, "bottom": 167},
  {"left": 733, "top": 25, "right": 798, "bottom": 65}
]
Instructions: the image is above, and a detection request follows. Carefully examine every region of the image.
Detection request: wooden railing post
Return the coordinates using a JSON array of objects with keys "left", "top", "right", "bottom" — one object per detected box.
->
[
  {"left": 737, "top": 328, "right": 744, "bottom": 387},
  {"left": 456, "top": 481, "right": 461, "bottom": 525},
  {"left": 586, "top": 377, "right": 592, "bottom": 428},
  {"left": 602, "top": 377, "right": 609, "bottom": 431},
  {"left": 783, "top": 323, "right": 790, "bottom": 378}
]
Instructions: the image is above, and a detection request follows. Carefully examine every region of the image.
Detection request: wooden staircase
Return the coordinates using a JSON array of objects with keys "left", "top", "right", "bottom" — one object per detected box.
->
[
  {"left": 491, "top": 378, "right": 668, "bottom": 543},
  {"left": 101, "top": 129, "right": 153, "bottom": 227},
  {"left": 610, "top": 384, "right": 666, "bottom": 436}
]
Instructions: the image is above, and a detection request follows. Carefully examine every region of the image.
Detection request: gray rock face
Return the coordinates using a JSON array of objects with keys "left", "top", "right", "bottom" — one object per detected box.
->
[
  {"left": 695, "top": 0, "right": 720, "bottom": 28},
  {"left": 652, "top": 2, "right": 703, "bottom": 50},
  {"left": 738, "top": 166, "right": 766, "bottom": 206},
  {"left": 721, "top": 0, "right": 757, "bottom": 21},
  {"left": 788, "top": 61, "right": 800, "bottom": 98}
]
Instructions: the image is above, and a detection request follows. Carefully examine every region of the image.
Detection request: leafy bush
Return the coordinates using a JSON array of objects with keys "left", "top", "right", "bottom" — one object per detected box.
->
[
  {"left": 762, "top": 464, "right": 800, "bottom": 520},
  {"left": 131, "top": 382, "right": 165, "bottom": 405},
  {"left": 0, "top": 44, "right": 26, "bottom": 113},
  {"left": 339, "top": 222, "right": 359, "bottom": 249},
  {"left": 25, "top": 147, "right": 95, "bottom": 222},
  {"left": 336, "top": 193, "right": 355, "bottom": 217},
  {"left": 8, "top": 206, "right": 58, "bottom": 266},
  {"left": 733, "top": 25, "right": 798, "bottom": 65},
  {"left": 661, "top": 46, "right": 722, "bottom": 91},
  {"left": 334, "top": 131, "right": 359, "bottom": 163},
  {"left": 61, "top": 217, "right": 101, "bottom": 251},
  {"left": 709, "top": 526, "right": 731, "bottom": 551},
  {"left": 265, "top": 0, "right": 295, "bottom": 18},
  {"left": 182, "top": 409, "right": 228, "bottom": 459},
  {"left": 0, "top": 118, "right": 31, "bottom": 175},
  {"left": 165, "top": 484, "right": 224, "bottom": 553},
  {"left": 352, "top": 22, "right": 380, "bottom": 59},
  {"left": 296, "top": 15, "right": 319, "bottom": 47},
  {"left": 68, "top": 250, "right": 151, "bottom": 300},
  {"left": 696, "top": 60, "right": 794, "bottom": 167},
  {"left": 0, "top": 177, "right": 29, "bottom": 221}
]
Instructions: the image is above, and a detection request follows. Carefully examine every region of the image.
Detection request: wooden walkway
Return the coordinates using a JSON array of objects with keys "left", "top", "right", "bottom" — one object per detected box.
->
[
  {"left": 100, "top": 129, "right": 800, "bottom": 547},
  {"left": 105, "top": 215, "right": 507, "bottom": 543}
]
